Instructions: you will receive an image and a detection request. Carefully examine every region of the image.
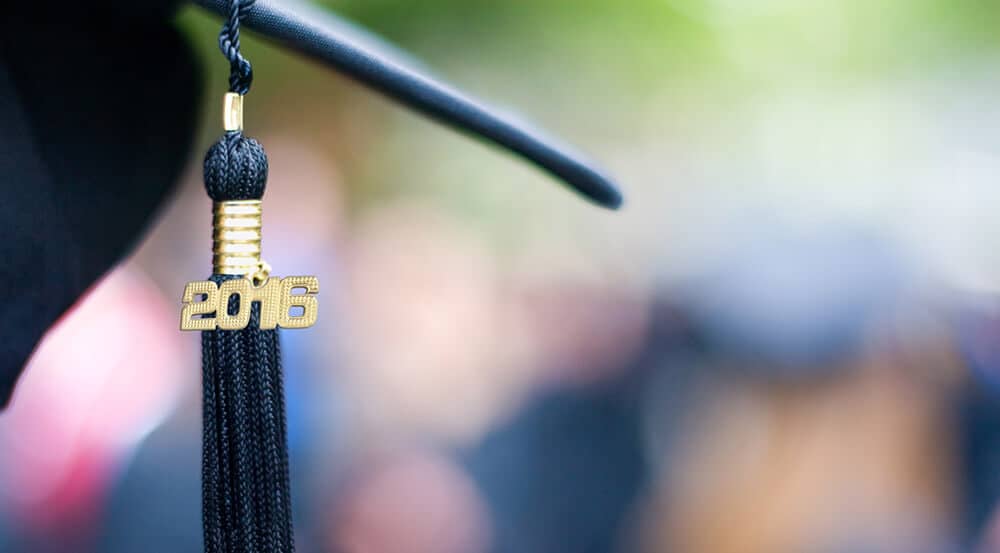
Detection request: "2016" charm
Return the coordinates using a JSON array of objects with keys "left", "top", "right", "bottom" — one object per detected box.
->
[{"left": 180, "top": 276, "right": 319, "bottom": 331}]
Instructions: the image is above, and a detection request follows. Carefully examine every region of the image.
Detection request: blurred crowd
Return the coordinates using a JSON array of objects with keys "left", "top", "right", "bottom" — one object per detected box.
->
[{"left": 3, "top": 1, "right": 1000, "bottom": 552}]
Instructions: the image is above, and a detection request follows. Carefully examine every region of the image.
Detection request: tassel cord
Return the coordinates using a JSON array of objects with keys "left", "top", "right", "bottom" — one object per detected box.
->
[{"left": 201, "top": 3, "right": 294, "bottom": 551}]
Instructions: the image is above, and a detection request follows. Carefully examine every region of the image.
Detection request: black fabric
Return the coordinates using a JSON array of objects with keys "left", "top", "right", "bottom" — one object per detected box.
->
[
  {"left": 0, "top": 4, "right": 200, "bottom": 407},
  {"left": 192, "top": 0, "right": 623, "bottom": 209},
  {"left": 202, "top": 86, "right": 294, "bottom": 550},
  {"left": 202, "top": 286, "right": 294, "bottom": 553}
]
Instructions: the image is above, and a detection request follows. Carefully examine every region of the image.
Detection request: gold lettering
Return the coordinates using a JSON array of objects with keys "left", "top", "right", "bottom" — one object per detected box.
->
[
  {"left": 278, "top": 276, "right": 320, "bottom": 329},
  {"left": 180, "top": 276, "right": 319, "bottom": 331},
  {"left": 180, "top": 281, "right": 219, "bottom": 331},
  {"left": 249, "top": 277, "right": 283, "bottom": 330},
  {"left": 216, "top": 279, "right": 252, "bottom": 330}
]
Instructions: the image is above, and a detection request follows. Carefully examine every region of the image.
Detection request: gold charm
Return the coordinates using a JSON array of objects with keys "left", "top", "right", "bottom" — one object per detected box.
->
[
  {"left": 180, "top": 173, "right": 319, "bottom": 331},
  {"left": 180, "top": 276, "right": 319, "bottom": 331}
]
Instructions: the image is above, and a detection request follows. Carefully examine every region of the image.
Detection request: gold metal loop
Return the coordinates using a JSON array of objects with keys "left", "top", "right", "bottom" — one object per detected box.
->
[
  {"left": 223, "top": 92, "right": 244, "bottom": 131},
  {"left": 249, "top": 260, "right": 272, "bottom": 287}
]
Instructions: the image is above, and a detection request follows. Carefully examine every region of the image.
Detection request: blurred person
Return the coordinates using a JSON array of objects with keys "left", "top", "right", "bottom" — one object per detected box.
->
[
  {"left": 635, "top": 226, "right": 964, "bottom": 553},
  {"left": 335, "top": 199, "right": 654, "bottom": 552},
  {"left": 640, "top": 360, "right": 959, "bottom": 553},
  {"left": 459, "top": 296, "right": 688, "bottom": 553},
  {"left": 456, "top": 224, "right": 973, "bottom": 553},
  {"left": 0, "top": 267, "right": 188, "bottom": 553},
  {"left": 461, "top": 367, "right": 649, "bottom": 553}
]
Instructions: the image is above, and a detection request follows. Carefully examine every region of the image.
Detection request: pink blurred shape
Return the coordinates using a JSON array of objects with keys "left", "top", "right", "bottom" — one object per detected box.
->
[
  {"left": 330, "top": 449, "right": 492, "bottom": 553},
  {"left": 0, "top": 266, "right": 187, "bottom": 532}
]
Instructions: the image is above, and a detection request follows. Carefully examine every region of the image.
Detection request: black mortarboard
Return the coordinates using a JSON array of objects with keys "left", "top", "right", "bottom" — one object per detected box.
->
[{"left": 0, "top": 0, "right": 623, "bottom": 407}]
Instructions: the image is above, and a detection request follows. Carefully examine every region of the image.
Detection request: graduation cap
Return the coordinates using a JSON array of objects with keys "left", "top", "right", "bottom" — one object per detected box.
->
[
  {"left": 1, "top": 0, "right": 622, "bottom": 406},
  {"left": 1, "top": 1, "right": 622, "bottom": 550}
]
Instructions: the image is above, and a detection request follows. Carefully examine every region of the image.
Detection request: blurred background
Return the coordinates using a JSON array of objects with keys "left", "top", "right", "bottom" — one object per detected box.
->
[{"left": 3, "top": 0, "right": 1000, "bottom": 551}]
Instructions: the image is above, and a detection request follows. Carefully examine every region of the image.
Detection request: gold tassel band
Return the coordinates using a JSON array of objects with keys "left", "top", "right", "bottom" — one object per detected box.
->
[{"left": 213, "top": 200, "right": 262, "bottom": 275}]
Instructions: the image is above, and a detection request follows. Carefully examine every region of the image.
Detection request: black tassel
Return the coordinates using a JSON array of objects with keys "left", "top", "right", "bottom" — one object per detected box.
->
[{"left": 201, "top": 130, "right": 295, "bottom": 553}]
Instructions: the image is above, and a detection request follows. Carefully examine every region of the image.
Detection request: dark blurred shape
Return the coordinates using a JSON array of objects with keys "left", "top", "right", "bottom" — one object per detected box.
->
[
  {"left": 960, "top": 385, "right": 1000, "bottom": 548},
  {"left": 459, "top": 303, "right": 697, "bottom": 553},
  {"left": 951, "top": 302, "right": 1000, "bottom": 546},
  {"left": 95, "top": 420, "right": 202, "bottom": 553},
  {"left": 0, "top": 3, "right": 200, "bottom": 406},
  {"left": 464, "top": 386, "right": 644, "bottom": 553}
]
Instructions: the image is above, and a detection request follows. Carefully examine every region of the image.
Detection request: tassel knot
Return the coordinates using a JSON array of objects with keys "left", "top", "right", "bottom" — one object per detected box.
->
[{"left": 204, "top": 131, "right": 268, "bottom": 201}]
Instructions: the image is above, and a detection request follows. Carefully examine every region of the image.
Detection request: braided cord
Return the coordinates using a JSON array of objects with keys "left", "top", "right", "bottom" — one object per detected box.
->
[
  {"left": 203, "top": 278, "right": 295, "bottom": 553},
  {"left": 202, "top": 3, "right": 295, "bottom": 551},
  {"left": 218, "top": 0, "right": 255, "bottom": 94}
]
